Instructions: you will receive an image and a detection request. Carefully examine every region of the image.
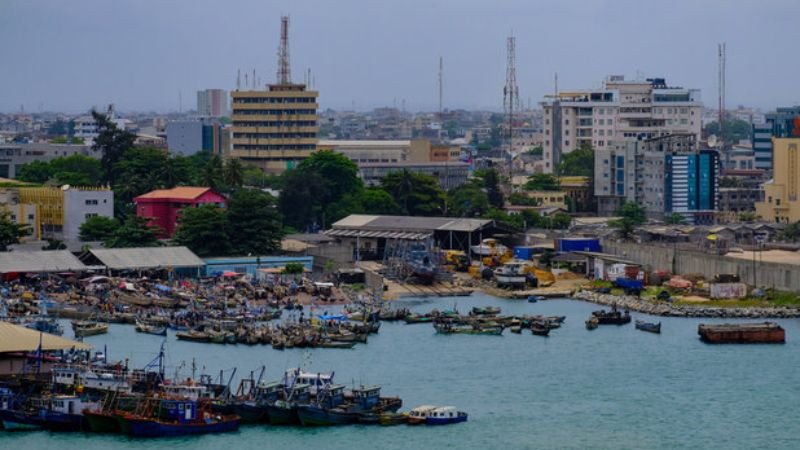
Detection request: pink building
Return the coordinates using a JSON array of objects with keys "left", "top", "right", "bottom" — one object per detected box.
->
[{"left": 134, "top": 187, "right": 226, "bottom": 238}]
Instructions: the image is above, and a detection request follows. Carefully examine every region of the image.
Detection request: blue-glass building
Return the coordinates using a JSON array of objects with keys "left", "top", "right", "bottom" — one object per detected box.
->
[{"left": 665, "top": 150, "right": 719, "bottom": 225}]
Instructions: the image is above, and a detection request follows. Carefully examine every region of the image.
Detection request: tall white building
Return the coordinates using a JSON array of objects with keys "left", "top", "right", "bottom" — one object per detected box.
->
[{"left": 540, "top": 76, "right": 702, "bottom": 173}]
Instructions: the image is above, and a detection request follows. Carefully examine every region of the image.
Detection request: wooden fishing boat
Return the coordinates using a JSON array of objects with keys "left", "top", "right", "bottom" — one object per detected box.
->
[
  {"left": 635, "top": 320, "right": 661, "bottom": 334},
  {"left": 530, "top": 322, "right": 550, "bottom": 336},
  {"left": 118, "top": 293, "right": 153, "bottom": 307},
  {"left": 470, "top": 306, "right": 501, "bottom": 316},
  {"left": 585, "top": 316, "right": 599, "bottom": 330},
  {"left": 591, "top": 309, "right": 631, "bottom": 325},
  {"left": 317, "top": 340, "right": 356, "bottom": 349},
  {"left": 527, "top": 295, "right": 546, "bottom": 303},
  {"left": 151, "top": 297, "right": 179, "bottom": 308},
  {"left": 135, "top": 320, "right": 167, "bottom": 336},
  {"left": 404, "top": 314, "right": 433, "bottom": 324},
  {"left": 434, "top": 322, "right": 504, "bottom": 336},
  {"left": 72, "top": 320, "right": 109, "bottom": 337},
  {"left": 175, "top": 330, "right": 211, "bottom": 343},
  {"left": 379, "top": 412, "right": 408, "bottom": 425}
]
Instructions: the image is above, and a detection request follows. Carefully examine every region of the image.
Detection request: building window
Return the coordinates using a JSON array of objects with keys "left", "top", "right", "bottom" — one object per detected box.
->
[
  {"left": 85, "top": 199, "right": 98, "bottom": 205},
  {"left": 10, "top": 215, "right": 16, "bottom": 220},
  {"left": 565, "top": 119, "right": 570, "bottom": 125},
  {"left": 28, "top": 214, "right": 34, "bottom": 220}
]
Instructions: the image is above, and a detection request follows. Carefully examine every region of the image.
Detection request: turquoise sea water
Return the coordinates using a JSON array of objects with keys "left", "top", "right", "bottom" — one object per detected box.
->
[{"left": 3, "top": 294, "right": 799, "bottom": 449}]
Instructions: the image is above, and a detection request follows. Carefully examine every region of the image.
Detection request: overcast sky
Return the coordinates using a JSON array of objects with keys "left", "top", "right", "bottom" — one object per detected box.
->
[{"left": 2, "top": 0, "right": 798, "bottom": 114}]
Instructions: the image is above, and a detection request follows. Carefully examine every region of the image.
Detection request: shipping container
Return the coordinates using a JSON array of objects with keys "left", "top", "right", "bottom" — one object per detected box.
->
[
  {"left": 555, "top": 238, "right": 601, "bottom": 253},
  {"left": 513, "top": 246, "right": 536, "bottom": 260}
]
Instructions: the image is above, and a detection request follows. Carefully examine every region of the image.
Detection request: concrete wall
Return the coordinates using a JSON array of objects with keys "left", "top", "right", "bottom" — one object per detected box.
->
[{"left": 601, "top": 240, "right": 800, "bottom": 292}]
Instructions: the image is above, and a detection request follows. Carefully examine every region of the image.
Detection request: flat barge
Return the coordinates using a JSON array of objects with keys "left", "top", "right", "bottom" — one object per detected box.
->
[{"left": 698, "top": 322, "right": 785, "bottom": 344}]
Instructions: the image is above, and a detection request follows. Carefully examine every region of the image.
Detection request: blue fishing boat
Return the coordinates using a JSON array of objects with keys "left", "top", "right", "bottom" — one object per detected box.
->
[
  {"left": 232, "top": 381, "right": 283, "bottom": 423},
  {"left": 425, "top": 406, "right": 468, "bottom": 425},
  {"left": 527, "top": 295, "right": 545, "bottom": 303},
  {"left": 265, "top": 383, "right": 311, "bottom": 425},
  {"left": 0, "top": 395, "right": 98, "bottom": 432},
  {"left": 297, "top": 384, "right": 402, "bottom": 426},
  {"left": 120, "top": 399, "right": 240, "bottom": 437},
  {"left": 635, "top": 320, "right": 661, "bottom": 334}
]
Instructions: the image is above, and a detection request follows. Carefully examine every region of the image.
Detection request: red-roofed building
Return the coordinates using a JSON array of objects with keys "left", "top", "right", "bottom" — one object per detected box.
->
[{"left": 134, "top": 187, "right": 226, "bottom": 238}]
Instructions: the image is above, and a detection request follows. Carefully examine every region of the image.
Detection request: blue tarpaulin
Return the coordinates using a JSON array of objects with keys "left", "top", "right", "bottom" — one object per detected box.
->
[
  {"left": 317, "top": 315, "right": 347, "bottom": 321},
  {"left": 155, "top": 284, "right": 171, "bottom": 292}
]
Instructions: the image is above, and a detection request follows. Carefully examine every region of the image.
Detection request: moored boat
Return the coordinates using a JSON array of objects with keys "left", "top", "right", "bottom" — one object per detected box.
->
[
  {"left": 135, "top": 320, "right": 167, "bottom": 336},
  {"left": 425, "top": 406, "right": 468, "bottom": 425},
  {"left": 585, "top": 316, "right": 599, "bottom": 330},
  {"left": 72, "top": 321, "right": 109, "bottom": 337},
  {"left": 407, "top": 405, "right": 437, "bottom": 425},
  {"left": 591, "top": 308, "right": 631, "bottom": 325},
  {"left": 119, "top": 399, "right": 240, "bottom": 437},
  {"left": 635, "top": 320, "right": 661, "bottom": 334},
  {"left": 530, "top": 322, "right": 550, "bottom": 336},
  {"left": 698, "top": 322, "right": 785, "bottom": 344},
  {"left": 175, "top": 330, "right": 210, "bottom": 342}
]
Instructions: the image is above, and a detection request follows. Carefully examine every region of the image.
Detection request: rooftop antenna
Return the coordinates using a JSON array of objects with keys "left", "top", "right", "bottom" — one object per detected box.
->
[
  {"left": 277, "top": 16, "right": 291, "bottom": 84},
  {"left": 718, "top": 42, "right": 726, "bottom": 148},
  {"left": 253, "top": 68, "right": 256, "bottom": 89},
  {"left": 237, "top": 69, "right": 241, "bottom": 90},
  {"left": 503, "top": 32, "right": 519, "bottom": 175},
  {"left": 244, "top": 72, "right": 249, "bottom": 89},
  {"left": 438, "top": 56, "right": 443, "bottom": 120}
]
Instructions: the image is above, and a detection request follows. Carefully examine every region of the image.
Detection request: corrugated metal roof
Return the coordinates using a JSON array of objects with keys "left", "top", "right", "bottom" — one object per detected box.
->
[
  {"left": 326, "top": 229, "right": 429, "bottom": 240},
  {"left": 135, "top": 187, "right": 211, "bottom": 201},
  {"left": 331, "top": 215, "right": 491, "bottom": 233},
  {"left": 89, "top": 246, "right": 204, "bottom": 270},
  {"left": 0, "top": 322, "right": 91, "bottom": 353},
  {"left": 0, "top": 250, "right": 87, "bottom": 273}
]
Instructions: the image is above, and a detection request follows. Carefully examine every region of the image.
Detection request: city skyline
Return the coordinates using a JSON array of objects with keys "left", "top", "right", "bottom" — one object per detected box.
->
[{"left": 2, "top": 0, "right": 799, "bottom": 114}]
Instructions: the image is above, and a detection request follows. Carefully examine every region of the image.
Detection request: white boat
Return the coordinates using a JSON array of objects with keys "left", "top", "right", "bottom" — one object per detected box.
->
[
  {"left": 470, "top": 238, "right": 507, "bottom": 256},
  {"left": 494, "top": 261, "right": 528, "bottom": 287},
  {"left": 284, "top": 368, "right": 334, "bottom": 396},
  {"left": 407, "top": 405, "right": 438, "bottom": 425}
]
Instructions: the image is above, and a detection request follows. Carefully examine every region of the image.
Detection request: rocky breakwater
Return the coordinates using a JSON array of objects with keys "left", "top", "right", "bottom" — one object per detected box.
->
[{"left": 574, "top": 290, "right": 800, "bottom": 319}]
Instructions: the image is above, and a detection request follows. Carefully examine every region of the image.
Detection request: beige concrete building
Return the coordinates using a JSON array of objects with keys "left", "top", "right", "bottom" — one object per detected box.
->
[
  {"left": 541, "top": 76, "right": 702, "bottom": 173},
  {"left": 318, "top": 139, "right": 432, "bottom": 164},
  {"left": 756, "top": 138, "right": 800, "bottom": 223},
  {"left": 230, "top": 83, "right": 319, "bottom": 173}
]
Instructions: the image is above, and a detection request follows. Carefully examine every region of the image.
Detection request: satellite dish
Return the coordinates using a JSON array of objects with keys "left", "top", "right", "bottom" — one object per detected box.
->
[
  {"left": 61, "top": 184, "right": 71, "bottom": 191},
  {"left": 708, "top": 135, "right": 718, "bottom": 148}
]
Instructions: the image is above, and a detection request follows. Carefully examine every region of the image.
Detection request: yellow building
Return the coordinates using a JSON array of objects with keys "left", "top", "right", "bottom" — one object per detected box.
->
[
  {"left": 756, "top": 138, "right": 800, "bottom": 223},
  {"left": 559, "top": 176, "right": 593, "bottom": 212},
  {"left": 520, "top": 190, "right": 567, "bottom": 208},
  {"left": 230, "top": 83, "right": 319, "bottom": 173}
]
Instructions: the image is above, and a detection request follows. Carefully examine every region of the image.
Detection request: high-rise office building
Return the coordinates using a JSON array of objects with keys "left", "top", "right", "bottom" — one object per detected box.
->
[
  {"left": 751, "top": 107, "right": 800, "bottom": 173},
  {"left": 197, "top": 89, "right": 228, "bottom": 117},
  {"left": 541, "top": 76, "right": 702, "bottom": 173},
  {"left": 229, "top": 17, "right": 319, "bottom": 173}
]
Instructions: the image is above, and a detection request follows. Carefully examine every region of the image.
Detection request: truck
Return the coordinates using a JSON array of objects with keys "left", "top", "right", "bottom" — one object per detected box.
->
[{"left": 614, "top": 277, "right": 643, "bottom": 296}]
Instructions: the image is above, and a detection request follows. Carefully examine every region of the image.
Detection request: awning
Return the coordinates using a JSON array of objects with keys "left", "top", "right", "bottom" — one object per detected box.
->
[{"left": 0, "top": 322, "right": 92, "bottom": 353}]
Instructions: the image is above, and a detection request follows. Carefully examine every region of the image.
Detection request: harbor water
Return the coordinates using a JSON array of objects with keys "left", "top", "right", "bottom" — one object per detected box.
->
[{"left": 4, "top": 293, "right": 800, "bottom": 449}]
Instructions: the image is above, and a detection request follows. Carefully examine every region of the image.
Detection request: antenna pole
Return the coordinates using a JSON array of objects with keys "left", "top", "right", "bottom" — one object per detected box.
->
[
  {"left": 504, "top": 34, "right": 519, "bottom": 179},
  {"left": 438, "top": 56, "right": 443, "bottom": 120},
  {"left": 277, "top": 16, "right": 291, "bottom": 84}
]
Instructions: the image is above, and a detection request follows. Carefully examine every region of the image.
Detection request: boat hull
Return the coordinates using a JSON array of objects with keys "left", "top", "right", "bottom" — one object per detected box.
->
[
  {"left": 124, "top": 416, "right": 240, "bottom": 437},
  {"left": 232, "top": 402, "right": 269, "bottom": 423},
  {"left": 426, "top": 414, "right": 468, "bottom": 425},
  {"left": 698, "top": 322, "right": 785, "bottom": 344},
  {"left": 265, "top": 403, "right": 300, "bottom": 425},
  {"left": 297, "top": 405, "right": 358, "bottom": 426},
  {"left": 84, "top": 410, "right": 121, "bottom": 433}
]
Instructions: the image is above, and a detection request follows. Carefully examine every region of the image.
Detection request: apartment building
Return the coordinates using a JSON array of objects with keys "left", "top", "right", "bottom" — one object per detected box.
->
[{"left": 541, "top": 76, "right": 702, "bottom": 173}]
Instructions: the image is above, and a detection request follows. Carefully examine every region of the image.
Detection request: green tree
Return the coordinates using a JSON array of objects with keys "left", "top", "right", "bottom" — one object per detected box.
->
[
  {"left": 49, "top": 154, "right": 103, "bottom": 186},
  {"left": 105, "top": 215, "right": 161, "bottom": 248},
  {"left": 223, "top": 158, "right": 245, "bottom": 189},
  {"left": 705, "top": 119, "right": 752, "bottom": 144},
  {"left": 0, "top": 212, "right": 30, "bottom": 251},
  {"left": 283, "top": 262, "right": 305, "bottom": 275},
  {"left": 17, "top": 160, "right": 54, "bottom": 183},
  {"left": 202, "top": 154, "right": 224, "bottom": 190},
  {"left": 780, "top": 221, "right": 800, "bottom": 242},
  {"left": 381, "top": 169, "right": 445, "bottom": 216},
  {"left": 526, "top": 146, "right": 544, "bottom": 157},
  {"left": 448, "top": 184, "right": 490, "bottom": 217},
  {"left": 92, "top": 110, "right": 136, "bottom": 184},
  {"left": 227, "top": 189, "right": 283, "bottom": 255},
  {"left": 79, "top": 216, "right": 120, "bottom": 242},
  {"left": 557, "top": 144, "right": 594, "bottom": 177},
  {"left": 549, "top": 212, "right": 573, "bottom": 230},
  {"left": 357, "top": 188, "right": 401, "bottom": 215},
  {"left": 112, "top": 146, "right": 171, "bottom": 205},
  {"left": 610, "top": 201, "right": 646, "bottom": 238},
  {"left": 737, "top": 211, "right": 757, "bottom": 223},
  {"left": 162, "top": 155, "right": 197, "bottom": 188},
  {"left": 664, "top": 213, "right": 685, "bottom": 225},
  {"left": 278, "top": 150, "right": 363, "bottom": 229},
  {"left": 475, "top": 168, "right": 504, "bottom": 208},
  {"left": 524, "top": 173, "right": 561, "bottom": 191},
  {"left": 481, "top": 208, "right": 523, "bottom": 229},
  {"left": 172, "top": 205, "right": 231, "bottom": 256}
]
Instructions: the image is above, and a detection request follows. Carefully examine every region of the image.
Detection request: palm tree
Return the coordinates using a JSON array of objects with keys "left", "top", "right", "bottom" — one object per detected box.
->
[{"left": 223, "top": 158, "right": 244, "bottom": 188}]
